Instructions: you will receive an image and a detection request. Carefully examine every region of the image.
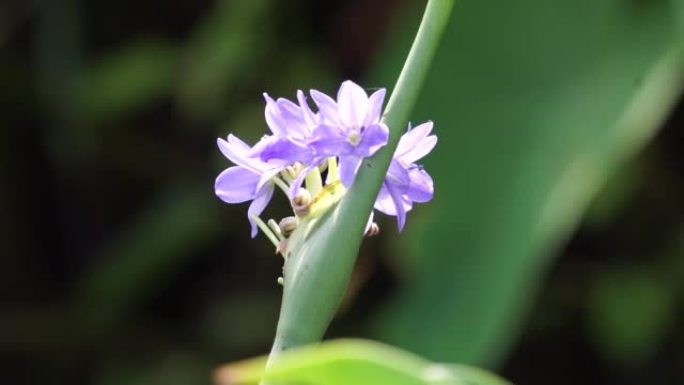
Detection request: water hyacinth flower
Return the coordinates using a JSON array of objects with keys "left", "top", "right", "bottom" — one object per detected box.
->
[
  {"left": 214, "top": 80, "right": 435, "bottom": 244},
  {"left": 309, "top": 81, "right": 389, "bottom": 187},
  {"left": 215, "top": 134, "right": 289, "bottom": 238},
  {"left": 374, "top": 121, "right": 437, "bottom": 231},
  {"left": 258, "top": 90, "right": 319, "bottom": 165}
]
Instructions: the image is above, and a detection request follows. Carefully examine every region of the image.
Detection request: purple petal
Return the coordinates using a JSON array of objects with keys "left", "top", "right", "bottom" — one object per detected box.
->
[
  {"left": 310, "top": 89, "right": 341, "bottom": 126},
  {"left": 310, "top": 124, "right": 354, "bottom": 157},
  {"left": 338, "top": 154, "right": 362, "bottom": 187},
  {"left": 257, "top": 167, "right": 285, "bottom": 191},
  {"left": 276, "top": 98, "right": 310, "bottom": 138},
  {"left": 373, "top": 184, "right": 412, "bottom": 225},
  {"left": 215, "top": 166, "right": 259, "bottom": 203},
  {"left": 355, "top": 122, "right": 389, "bottom": 157},
  {"left": 406, "top": 168, "right": 434, "bottom": 203},
  {"left": 337, "top": 80, "right": 368, "bottom": 128},
  {"left": 395, "top": 121, "right": 437, "bottom": 163},
  {"left": 402, "top": 136, "right": 437, "bottom": 164},
  {"left": 388, "top": 184, "right": 410, "bottom": 231},
  {"left": 363, "top": 88, "right": 386, "bottom": 127},
  {"left": 217, "top": 136, "right": 264, "bottom": 173},
  {"left": 247, "top": 184, "right": 274, "bottom": 238},
  {"left": 263, "top": 93, "right": 287, "bottom": 137},
  {"left": 256, "top": 136, "right": 310, "bottom": 164},
  {"left": 288, "top": 164, "right": 316, "bottom": 198},
  {"left": 297, "top": 90, "right": 318, "bottom": 127},
  {"left": 226, "top": 134, "right": 251, "bottom": 151},
  {"left": 373, "top": 186, "right": 395, "bottom": 215},
  {"left": 385, "top": 159, "right": 411, "bottom": 193}
]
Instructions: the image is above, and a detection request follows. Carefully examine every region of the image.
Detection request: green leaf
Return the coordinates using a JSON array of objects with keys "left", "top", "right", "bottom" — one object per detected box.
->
[
  {"left": 370, "top": 0, "right": 684, "bottom": 366},
  {"left": 586, "top": 267, "right": 677, "bottom": 364},
  {"left": 175, "top": 0, "right": 273, "bottom": 120},
  {"left": 216, "top": 339, "right": 511, "bottom": 385},
  {"left": 73, "top": 38, "right": 176, "bottom": 121}
]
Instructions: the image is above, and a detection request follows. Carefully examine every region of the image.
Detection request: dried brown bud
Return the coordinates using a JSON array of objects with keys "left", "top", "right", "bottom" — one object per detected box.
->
[
  {"left": 278, "top": 216, "right": 298, "bottom": 237},
  {"left": 292, "top": 189, "right": 311, "bottom": 217},
  {"left": 366, "top": 222, "right": 380, "bottom": 237}
]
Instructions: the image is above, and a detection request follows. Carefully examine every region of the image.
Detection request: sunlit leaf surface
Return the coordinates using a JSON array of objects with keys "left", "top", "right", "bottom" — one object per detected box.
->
[{"left": 216, "top": 339, "right": 511, "bottom": 385}]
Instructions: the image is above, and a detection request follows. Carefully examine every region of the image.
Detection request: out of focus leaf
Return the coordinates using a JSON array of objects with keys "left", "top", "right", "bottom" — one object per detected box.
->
[
  {"left": 176, "top": 0, "right": 272, "bottom": 120},
  {"left": 96, "top": 351, "right": 212, "bottom": 385},
  {"left": 75, "top": 184, "right": 223, "bottom": 318},
  {"left": 370, "top": 0, "right": 684, "bottom": 366},
  {"left": 215, "top": 339, "right": 511, "bottom": 385},
  {"left": 73, "top": 38, "right": 176, "bottom": 121},
  {"left": 586, "top": 268, "right": 676, "bottom": 364}
]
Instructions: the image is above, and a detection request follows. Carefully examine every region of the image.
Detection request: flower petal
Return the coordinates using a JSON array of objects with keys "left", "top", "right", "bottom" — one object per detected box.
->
[
  {"left": 288, "top": 164, "right": 316, "bottom": 198},
  {"left": 363, "top": 88, "right": 386, "bottom": 127},
  {"left": 404, "top": 135, "right": 437, "bottom": 164},
  {"left": 256, "top": 167, "right": 284, "bottom": 192},
  {"left": 263, "top": 93, "right": 287, "bottom": 137},
  {"left": 215, "top": 166, "right": 259, "bottom": 203},
  {"left": 386, "top": 159, "right": 411, "bottom": 193},
  {"left": 388, "top": 184, "right": 410, "bottom": 231},
  {"left": 255, "top": 136, "right": 310, "bottom": 164},
  {"left": 277, "top": 97, "right": 309, "bottom": 138},
  {"left": 297, "top": 90, "right": 318, "bottom": 128},
  {"left": 247, "top": 184, "right": 274, "bottom": 238},
  {"left": 338, "top": 154, "right": 362, "bottom": 187},
  {"left": 310, "top": 124, "right": 354, "bottom": 157},
  {"left": 310, "top": 89, "right": 341, "bottom": 126},
  {"left": 374, "top": 186, "right": 395, "bottom": 215},
  {"left": 373, "top": 183, "right": 412, "bottom": 229},
  {"left": 218, "top": 135, "right": 265, "bottom": 173},
  {"left": 395, "top": 121, "right": 436, "bottom": 162},
  {"left": 356, "top": 122, "right": 389, "bottom": 157},
  {"left": 337, "top": 80, "right": 368, "bottom": 128},
  {"left": 406, "top": 168, "right": 434, "bottom": 203}
]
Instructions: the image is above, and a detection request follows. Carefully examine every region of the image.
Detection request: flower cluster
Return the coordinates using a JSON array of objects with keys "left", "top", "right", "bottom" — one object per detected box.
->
[{"left": 214, "top": 80, "right": 436, "bottom": 246}]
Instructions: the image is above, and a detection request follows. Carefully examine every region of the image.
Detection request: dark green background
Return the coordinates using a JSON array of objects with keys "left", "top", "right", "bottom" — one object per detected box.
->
[{"left": 1, "top": 0, "right": 683, "bottom": 384}]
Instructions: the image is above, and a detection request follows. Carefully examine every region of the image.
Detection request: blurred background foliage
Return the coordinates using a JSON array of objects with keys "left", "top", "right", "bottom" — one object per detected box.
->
[{"left": 1, "top": 0, "right": 683, "bottom": 384}]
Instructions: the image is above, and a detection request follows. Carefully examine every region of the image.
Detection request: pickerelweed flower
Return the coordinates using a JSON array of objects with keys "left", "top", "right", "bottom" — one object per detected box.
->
[
  {"left": 214, "top": 80, "right": 435, "bottom": 248},
  {"left": 258, "top": 90, "right": 318, "bottom": 165},
  {"left": 215, "top": 134, "right": 289, "bottom": 238},
  {"left": 374, "top": 121, "right": 436, "bottom": 231},
  {"left": 309, "top": 81, "right": 389, "bottom": 187}
]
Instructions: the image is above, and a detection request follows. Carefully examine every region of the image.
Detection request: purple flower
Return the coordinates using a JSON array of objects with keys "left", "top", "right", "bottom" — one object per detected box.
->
[
  {"left": 309, "top": 80, "right": 389, "bottom": 187},
  {"left": 215, "top": 134, "right": 288, "bottom": 238},
  {"left": 374, "top": 121, "right": 436, "bottom": 231},
  {"left": 214, "top": 80, "right": 435, "bottom": 242},
  {"left": 258, "top": 90, "right": 319, "bottom": 164}
]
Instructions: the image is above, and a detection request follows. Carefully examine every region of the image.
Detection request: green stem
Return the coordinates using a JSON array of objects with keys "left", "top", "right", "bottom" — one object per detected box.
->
[
  {"left": 262, "top": 0, "right": 454, "bottom": 379},
  {"left": 272, "top": 177, "right": 291, "bottom": 196},
  {"left": 326, "top": 157, "right": 339, "bottom": 184},
  {"left": 381, "top": 0, "right": 455, "bottom": 148},
  {"left": 268, "top": 219, "right": 285, "bottom": 242},
  {"left": 251, "top": 214, "right": 280, "bottom": 248}
]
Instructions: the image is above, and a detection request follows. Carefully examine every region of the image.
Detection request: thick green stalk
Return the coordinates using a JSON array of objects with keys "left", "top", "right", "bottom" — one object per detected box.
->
[{"left": 262, "top": 0, "right": 455, "bottom": 376}]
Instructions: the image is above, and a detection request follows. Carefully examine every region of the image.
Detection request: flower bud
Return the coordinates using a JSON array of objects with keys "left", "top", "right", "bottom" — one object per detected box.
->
[
  {"left": 278, "top": 216, "right": 298, "bottom": 237},
  {"left": 292, "top": 189, "right": 311, "bottom": 217}
]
